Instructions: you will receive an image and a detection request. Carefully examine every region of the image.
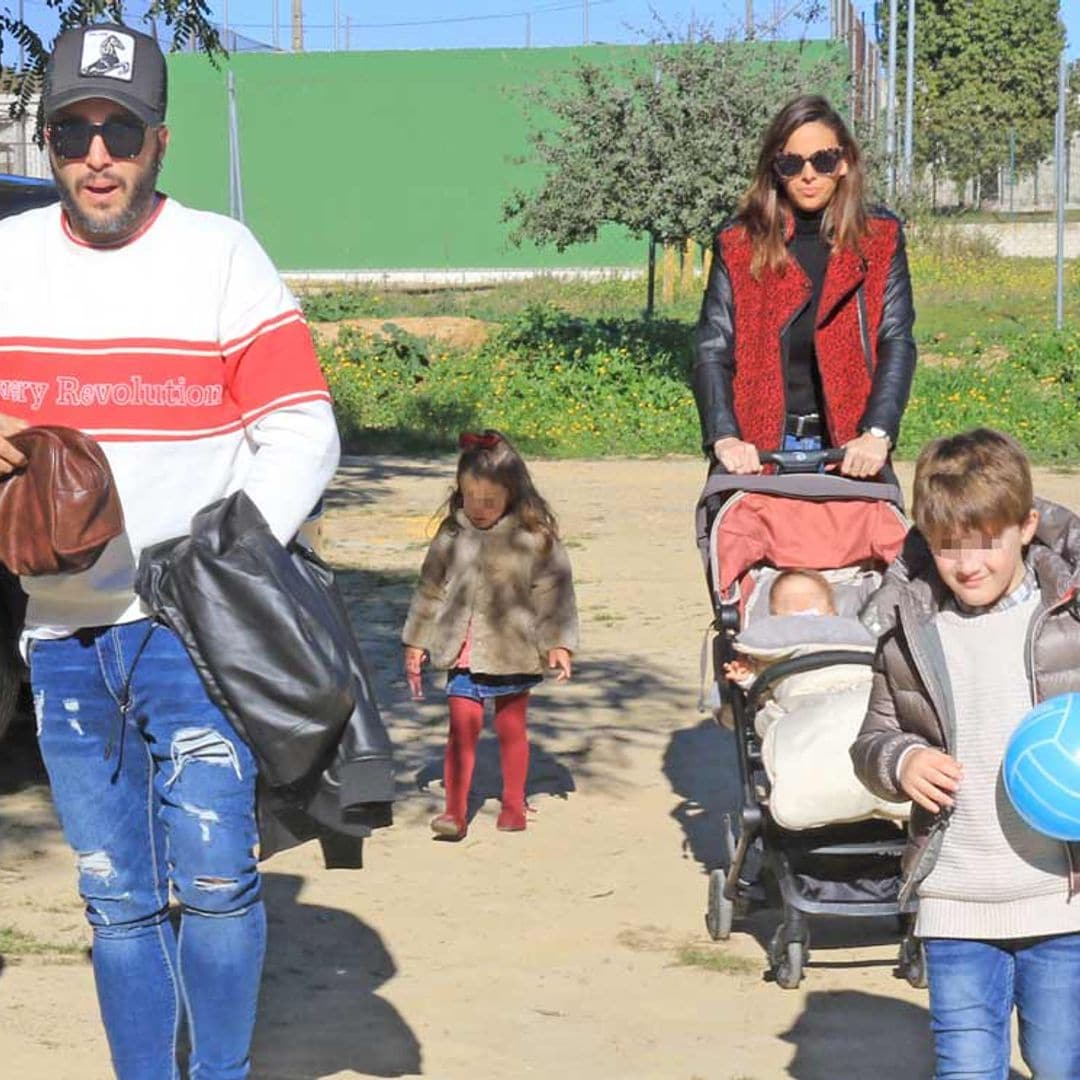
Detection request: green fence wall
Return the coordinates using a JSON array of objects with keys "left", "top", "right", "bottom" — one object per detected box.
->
[{"left": 162, "top": 43, "right": 842, "bottom": 271}]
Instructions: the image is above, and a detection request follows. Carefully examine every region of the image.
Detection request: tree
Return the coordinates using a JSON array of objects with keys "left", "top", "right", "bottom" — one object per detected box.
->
[
  {"left": 2, "top": 0, "right": 224, "bottom": 131},
  {"left": 882, "top": 0, "right": 1065, "bottom": 204},
  {"left": 502, "top": 27, "right": 843, "bottom": 315}
]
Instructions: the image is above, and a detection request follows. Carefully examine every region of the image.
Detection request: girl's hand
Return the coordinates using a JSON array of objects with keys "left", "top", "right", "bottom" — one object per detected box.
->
[
  {"left": 548, "top": 648, "right": 572, "bottom": 681},
  {"left": 713, "top": 437, "right": 762, "bottom": 475},
  {"left": 899, "top": 748, "right": 963, "bottom": 813},
  {"left": 404, "top": 645, "right": 427, "bottom": 700},
  {"left": 841, "top": 431, "right": 889, "bottom": 478}
]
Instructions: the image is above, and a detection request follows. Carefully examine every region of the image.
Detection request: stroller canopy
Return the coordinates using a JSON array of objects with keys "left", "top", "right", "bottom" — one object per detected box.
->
[{"left": 696, "top": 472, "right": 909, "bottom": 601}]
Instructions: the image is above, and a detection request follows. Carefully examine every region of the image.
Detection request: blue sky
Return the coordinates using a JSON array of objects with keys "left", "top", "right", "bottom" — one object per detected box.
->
[
  {"left": 10, "top": 1, "right": 1080, "bottom": 57},
  {"left": 205, "top": 0, "right": 1078, "bottom": 57}
]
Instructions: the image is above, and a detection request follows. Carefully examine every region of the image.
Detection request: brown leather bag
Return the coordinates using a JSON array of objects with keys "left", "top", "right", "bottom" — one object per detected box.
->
[{"left": 0, "top": 426, "right": 124, "bottom": 576}]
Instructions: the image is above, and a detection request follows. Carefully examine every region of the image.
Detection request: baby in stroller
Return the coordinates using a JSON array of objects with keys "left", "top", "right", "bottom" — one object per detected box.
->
[
  {"left": 723, "top": 568, "right": 838, "bottom": 686},
  {"left": 696, "top": 455, "right": 922, "bottom": 988}
]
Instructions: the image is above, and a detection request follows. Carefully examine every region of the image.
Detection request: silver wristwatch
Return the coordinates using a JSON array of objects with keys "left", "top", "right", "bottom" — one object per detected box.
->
[{"left": 865, "top": 425, "right": 892, "bottom": 448}]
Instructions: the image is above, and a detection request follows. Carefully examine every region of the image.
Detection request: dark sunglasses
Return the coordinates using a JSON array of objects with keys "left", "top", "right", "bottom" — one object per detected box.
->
[
  {"left": 48, "top": 117, "right": 148, "bottom": 161},
  {"left": 773, "top": 146, "right": 844, "bottom": 179}
]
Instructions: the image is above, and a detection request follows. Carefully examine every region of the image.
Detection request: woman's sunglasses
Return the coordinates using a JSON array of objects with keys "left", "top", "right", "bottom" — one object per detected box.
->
[
  {"left": 48, "top": 117, "right": 148, "bottom": 161},
  {"left": 773, "top": 146, "right": 844, "bottom": 179}
]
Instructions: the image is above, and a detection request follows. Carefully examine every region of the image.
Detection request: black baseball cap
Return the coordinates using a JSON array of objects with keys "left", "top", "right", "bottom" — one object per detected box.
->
[{"left": 44, "top": 23, "right": 167, "bottom": 126}]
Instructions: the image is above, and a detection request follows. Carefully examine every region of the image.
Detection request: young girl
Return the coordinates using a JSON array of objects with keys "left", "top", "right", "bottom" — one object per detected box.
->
[{"left": 402, "top": 430, "right": 579, "bottom": 840}]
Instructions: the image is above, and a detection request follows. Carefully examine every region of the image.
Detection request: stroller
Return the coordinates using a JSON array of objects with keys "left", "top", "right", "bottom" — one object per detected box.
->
[{"left": 695, "top": 447, "right": 925, "bottom": 989}]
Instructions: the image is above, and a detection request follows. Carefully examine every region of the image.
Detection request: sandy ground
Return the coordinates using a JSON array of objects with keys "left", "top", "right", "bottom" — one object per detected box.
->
[
  {"left": 310, "top": 317, "right": 493, "bottom": 349},
  {"left": 1, "top": 457, "right": 1078, "bottom": 1080}
]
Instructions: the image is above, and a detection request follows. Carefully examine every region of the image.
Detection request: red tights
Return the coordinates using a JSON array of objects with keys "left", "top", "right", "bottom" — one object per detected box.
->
[{"left": 443, "top": 692, "right": 529, "bottom": 823}]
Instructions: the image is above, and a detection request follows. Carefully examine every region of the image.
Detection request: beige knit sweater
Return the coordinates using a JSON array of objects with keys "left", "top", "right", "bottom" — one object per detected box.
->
[{"left": 916, "top": 594, "right": 1080, "bottom": 939}]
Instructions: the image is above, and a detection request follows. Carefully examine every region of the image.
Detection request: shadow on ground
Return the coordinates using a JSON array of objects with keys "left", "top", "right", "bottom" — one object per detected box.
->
[
  {"left": 324, "top": 456, "right": 454, "bottom": 513},
  {"left": 253, "top": 872, "right": 422, "bottom": 1079},
  {"left": 0, "top": 708, "right": 55, "bottom": 860},
  {"left": 334, "top": 563, "right": 688, "bottom": 803},
  {"left": 661, "top": 718, "right": 741, "bottom": 871},
  {"left": 780, "top": 988, "right": 1023, "bottom": 1080}
]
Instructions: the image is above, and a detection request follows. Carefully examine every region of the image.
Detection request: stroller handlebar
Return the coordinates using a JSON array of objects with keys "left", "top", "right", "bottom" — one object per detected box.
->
[{"left": 757, "top": 447, "right": 847, "bottom": 472}]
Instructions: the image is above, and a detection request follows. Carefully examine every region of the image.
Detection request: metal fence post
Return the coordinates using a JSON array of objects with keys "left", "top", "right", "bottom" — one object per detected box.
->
[
  {"left": 885, "top": 0, "right": 898, "bottom": 201},
  {"left": 1055, "top": 46, "right": 1066, "bottom": 330}
]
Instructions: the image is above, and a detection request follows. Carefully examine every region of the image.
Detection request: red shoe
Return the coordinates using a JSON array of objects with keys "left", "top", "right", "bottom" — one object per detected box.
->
[
  {"left": 431, "top": 814, "right": 467, "bottom": 840},
  {"left": 496, "top": 806, "right": 527, "bottom": 832}
]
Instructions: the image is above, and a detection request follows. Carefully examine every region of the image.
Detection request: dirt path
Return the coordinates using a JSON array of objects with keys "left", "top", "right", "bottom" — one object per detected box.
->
[{"left": 0, "top": 458, "right": 1077, "bottom": 1079}]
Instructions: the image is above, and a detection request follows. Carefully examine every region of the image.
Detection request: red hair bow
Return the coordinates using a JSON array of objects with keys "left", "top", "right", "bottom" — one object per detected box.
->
[{"left": 458, "top": 431, "right": 500, "bottom": 451}]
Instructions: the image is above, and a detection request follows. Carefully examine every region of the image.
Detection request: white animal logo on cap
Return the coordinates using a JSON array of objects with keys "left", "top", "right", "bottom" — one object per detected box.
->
[{"left": 79, "top": 29, "right": 134, "bottom": 82}]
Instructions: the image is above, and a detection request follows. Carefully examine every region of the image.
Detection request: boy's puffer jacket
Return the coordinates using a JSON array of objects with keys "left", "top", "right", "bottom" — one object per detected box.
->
[
  {"left": 851, "top": 497, "right": 1080, "bottom": 902},
  {"left": 402, "top": 509, "right": 578, "bottom": 675}
]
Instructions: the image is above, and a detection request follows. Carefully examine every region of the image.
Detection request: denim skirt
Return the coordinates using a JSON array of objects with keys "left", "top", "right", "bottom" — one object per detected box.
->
[{"left": 445, "top": 668, "right": 542, "bottom": 701}]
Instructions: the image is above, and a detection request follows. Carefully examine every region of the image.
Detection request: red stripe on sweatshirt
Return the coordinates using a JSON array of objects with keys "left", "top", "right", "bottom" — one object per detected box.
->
[{"left": 0, "top": 320, "right": 328, "bottom": 432}]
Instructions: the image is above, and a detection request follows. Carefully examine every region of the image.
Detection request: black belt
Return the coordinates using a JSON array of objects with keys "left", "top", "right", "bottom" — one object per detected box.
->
[{"left": 785, "top": 412, "right": 822, "bottom": 438}]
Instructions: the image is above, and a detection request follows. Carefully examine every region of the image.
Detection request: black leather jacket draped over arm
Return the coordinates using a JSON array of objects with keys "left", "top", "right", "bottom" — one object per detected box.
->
[
  {"left": 692, "top": 236, "right": 740, "bottom": 451},
  {"left": 858, "top": 224, "right": 917, "bottom": 444}
]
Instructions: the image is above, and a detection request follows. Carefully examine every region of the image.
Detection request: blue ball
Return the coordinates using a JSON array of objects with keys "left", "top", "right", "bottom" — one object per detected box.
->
[{"left": 1004, "top": 693, "right": 1080, "bottom": 842}]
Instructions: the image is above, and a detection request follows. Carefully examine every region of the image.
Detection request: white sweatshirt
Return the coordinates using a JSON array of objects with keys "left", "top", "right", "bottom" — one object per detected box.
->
[{"left": 0, "top": 197, "right": 340, "bottom": 635}]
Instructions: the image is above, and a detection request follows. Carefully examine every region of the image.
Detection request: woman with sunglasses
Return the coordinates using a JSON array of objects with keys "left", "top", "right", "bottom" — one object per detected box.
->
[{"left": 693, "top": 94, "right": 916, "bottom": 478}]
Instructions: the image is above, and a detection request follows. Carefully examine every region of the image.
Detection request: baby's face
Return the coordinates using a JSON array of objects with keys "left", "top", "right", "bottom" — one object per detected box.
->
[{"left": 770, "top": 576, "right": 835, "bottom": 616}]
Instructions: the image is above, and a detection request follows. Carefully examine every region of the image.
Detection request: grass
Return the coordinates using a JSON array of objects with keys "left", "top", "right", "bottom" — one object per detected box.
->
[
  {"left": 674, "top": 943, "right": 760, "bottom": 976},
  {"left": 0, "top": 925, "right": 86, "bottom": 962},
  {"left": 310, "top": 250, "right": 1080, "bottom": 464}
]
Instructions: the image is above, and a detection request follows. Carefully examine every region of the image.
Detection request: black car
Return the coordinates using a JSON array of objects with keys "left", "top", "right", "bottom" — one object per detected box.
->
[
  {"left": 0, "top": 175, "right": 56, "bottom": 739},
  {"left": 0, "top": 173, "right": 59, "bottom": 219}
]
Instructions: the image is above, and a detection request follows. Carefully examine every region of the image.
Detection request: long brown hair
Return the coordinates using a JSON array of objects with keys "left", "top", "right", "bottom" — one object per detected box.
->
[
  {"left": 738, "top": 95, "right": 869, "bottom": 279},
  {"left": 444, "top": 429, "right": 559, "bottom": 548}
]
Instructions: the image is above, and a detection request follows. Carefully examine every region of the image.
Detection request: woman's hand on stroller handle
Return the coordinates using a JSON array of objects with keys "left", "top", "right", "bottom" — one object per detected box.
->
[
  {"left": 841, "top": 431, "right": 890, "bottom": 478},
  {"left": 899, "top": 747, "right": 963, "bottom": 813},
  {"left": 713, "top": 437, "right": 762, "bottom": 475}
]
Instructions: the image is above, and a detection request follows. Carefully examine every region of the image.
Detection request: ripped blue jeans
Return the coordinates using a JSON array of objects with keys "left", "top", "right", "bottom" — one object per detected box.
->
[{"left": 30, "top": 620, "right": 265, "bottom": 1080}]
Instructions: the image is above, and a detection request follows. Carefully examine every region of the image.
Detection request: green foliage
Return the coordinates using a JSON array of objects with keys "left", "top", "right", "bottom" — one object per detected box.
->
[
  {"left": 320, "top": 305, "right": 700, "bottom": 457},
  {"left": 317, "top": 253, "right": 1080, "bottom": 465},
  {"left": 300, "top": 275, "right": 685, "bottom": 324},
  {"left": 503, "top": 28, "right": 844, "bottom": 253},
  {"left": 881, "top": 0, "right": 1065, "bottom": 192},
  {"left": 900, "top": 330, "right": 1080, "bottom": 464}
]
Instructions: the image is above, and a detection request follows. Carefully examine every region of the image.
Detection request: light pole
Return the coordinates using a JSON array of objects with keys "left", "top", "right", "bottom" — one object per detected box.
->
[
  {"left": 902, "top": 0, "right": 915, "bottom": 195},
  {"left": 885, "top": 0, "right": 899, "bottom": 201},
  {"left": 1055, "top": 44, "right": 1067, "bottom": 329}
]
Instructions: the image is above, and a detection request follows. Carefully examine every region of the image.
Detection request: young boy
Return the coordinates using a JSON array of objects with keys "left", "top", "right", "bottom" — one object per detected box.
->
[{"left": 851, "top": 428, "right": 1080, "bottom": 1078}]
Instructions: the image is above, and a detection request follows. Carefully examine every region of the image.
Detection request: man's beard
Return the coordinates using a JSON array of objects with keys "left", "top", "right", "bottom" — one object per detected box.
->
[{"left": 54, "top": 156, "right": 160, "bottom": 244}]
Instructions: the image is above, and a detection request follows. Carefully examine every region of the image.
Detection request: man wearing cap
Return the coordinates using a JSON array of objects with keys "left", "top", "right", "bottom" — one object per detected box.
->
[{"left": 0, "top": 23, "right": 339, "bottom": 1079}]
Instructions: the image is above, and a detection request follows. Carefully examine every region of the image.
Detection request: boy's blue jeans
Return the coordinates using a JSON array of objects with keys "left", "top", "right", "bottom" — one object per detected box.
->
[
  {"left": 925, "top": 934, "right": 1080, "bottom": 1079},
  {"left": 30, "top": 620, "right": 265, "bottom": 1080}
]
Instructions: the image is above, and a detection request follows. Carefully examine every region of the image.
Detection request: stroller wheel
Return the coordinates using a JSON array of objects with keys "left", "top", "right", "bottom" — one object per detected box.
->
[
  {"left": 774, "top": 940, "right": 806, "bottom": 990},
  {"left": 768, "top": 922, "right": 810, "bottom": 989},
  {"left": 897, "top": 934, "right": 927, "bottom": 990},
  {"left": 705, "top": 869, "right": 734, "bottom": 941}
]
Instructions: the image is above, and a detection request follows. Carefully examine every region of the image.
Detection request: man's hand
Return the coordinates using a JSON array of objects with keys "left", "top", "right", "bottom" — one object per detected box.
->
[
  {"left": 841, "top": 431, "right": 889, "bottom": 478},
  {"left": 899, "top": 747, "right": 963, "bottom": 813},
  {"left": 713, "top": 437, "right": 762, "bottom": 475},
  {"left": 547, "top": 648, "right": 572, "bottom": 681},
  {"left": 404, "top": 645, "right": 427, "bottom": 700},
  {"left": 0, "top": 413, "right": 28, "bottom": 476}
]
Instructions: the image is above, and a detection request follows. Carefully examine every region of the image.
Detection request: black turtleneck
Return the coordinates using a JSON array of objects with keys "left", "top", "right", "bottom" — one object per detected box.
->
[{"left": 786, "top": 206, "right": 830, "bottom": 423}]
